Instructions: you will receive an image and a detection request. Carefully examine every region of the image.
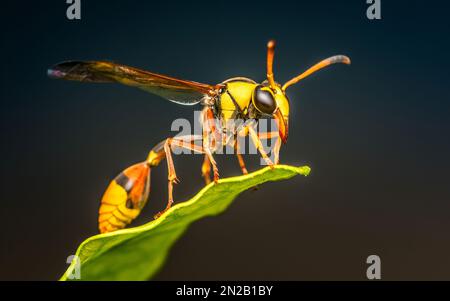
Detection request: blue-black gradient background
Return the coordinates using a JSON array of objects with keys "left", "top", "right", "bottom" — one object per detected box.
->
[{"left": 1, "top": 0, "right": 449, "bottom": 280}]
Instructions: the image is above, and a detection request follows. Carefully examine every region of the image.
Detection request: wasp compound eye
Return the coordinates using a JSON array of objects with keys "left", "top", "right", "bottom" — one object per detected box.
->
[{"left": 252, "top": 85, "right": 277, "bottom": 115}]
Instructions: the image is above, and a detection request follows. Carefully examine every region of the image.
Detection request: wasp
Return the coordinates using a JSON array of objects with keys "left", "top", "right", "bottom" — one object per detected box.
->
[{"left": 48, "top": 40, "right": 350, "bottom": 233}]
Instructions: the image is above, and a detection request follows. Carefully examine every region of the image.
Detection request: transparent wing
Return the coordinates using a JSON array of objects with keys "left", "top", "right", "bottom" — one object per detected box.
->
[{"left": 48, "top": 61, "right": 217, "bottom": 105}]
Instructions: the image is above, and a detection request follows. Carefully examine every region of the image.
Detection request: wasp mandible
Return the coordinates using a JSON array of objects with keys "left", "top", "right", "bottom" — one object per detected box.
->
[{"left": 48, "top": 40, "right": 350, "bottom": 233}]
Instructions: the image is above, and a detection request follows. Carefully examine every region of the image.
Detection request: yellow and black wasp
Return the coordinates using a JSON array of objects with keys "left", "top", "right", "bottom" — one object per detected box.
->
[{"left": 48, "top": 40, "right": 350, "bottom": 233}]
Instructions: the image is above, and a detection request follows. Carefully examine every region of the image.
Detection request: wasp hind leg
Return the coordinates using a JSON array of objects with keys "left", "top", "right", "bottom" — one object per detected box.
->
[
  {"left": 153, "top": 138, "right": 178, "bottom": 219},
  {"left": 153, "top": 135, "right": 205, "bottom": 219}
]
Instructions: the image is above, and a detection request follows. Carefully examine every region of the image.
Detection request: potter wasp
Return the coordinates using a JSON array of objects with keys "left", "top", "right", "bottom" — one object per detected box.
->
[{"left": 48, "top": 40, "right": 350, "bottom": 233}]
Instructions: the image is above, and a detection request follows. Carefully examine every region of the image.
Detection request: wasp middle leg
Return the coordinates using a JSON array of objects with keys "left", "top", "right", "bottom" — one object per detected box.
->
[
  {"left": 234, "top": 135, "right": 248, "bottom": 175},
  {"left": 202, "top": 107, "right": 220, "bottom": 183},
  {"left": 201, "top": 154, "right": 212, "bottom": 185}
]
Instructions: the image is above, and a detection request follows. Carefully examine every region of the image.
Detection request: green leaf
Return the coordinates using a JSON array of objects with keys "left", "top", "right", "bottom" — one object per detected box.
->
[{"left": 61, "top": 164, "right": 310, "bottom": 281}]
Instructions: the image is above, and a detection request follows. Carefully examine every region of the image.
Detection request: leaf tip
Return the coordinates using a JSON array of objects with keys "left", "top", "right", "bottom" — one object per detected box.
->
[{"left": 298, "top": 165, "right": 311, "bottom": 176}]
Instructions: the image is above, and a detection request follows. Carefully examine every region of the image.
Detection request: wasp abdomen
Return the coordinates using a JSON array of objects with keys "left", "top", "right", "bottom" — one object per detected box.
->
[{"left": 98, "top": 162, "right": 150, "bottom": 233}]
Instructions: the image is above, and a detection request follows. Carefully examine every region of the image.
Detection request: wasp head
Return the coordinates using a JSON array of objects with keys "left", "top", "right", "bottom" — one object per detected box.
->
[{"left": 263, "top": 40, "right": 351, "bottom": 143}]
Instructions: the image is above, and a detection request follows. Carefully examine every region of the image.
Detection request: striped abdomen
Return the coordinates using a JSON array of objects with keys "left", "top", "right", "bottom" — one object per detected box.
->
[{"left": 98, "top": 162, "right": 151, "bottom": 233}]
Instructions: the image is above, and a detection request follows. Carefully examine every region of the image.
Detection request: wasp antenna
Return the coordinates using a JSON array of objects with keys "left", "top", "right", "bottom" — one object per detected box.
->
[
  {"left": 282, "top": 55, "right": 351, "bottom": 91},
  {"left": 266, "top": 40, "right": 277, "bottom": 89}
]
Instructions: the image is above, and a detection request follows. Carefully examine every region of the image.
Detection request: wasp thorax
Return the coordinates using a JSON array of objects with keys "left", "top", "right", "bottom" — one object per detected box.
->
[{"left": 252, "top": 85, "right": 277, "bottom": 115}]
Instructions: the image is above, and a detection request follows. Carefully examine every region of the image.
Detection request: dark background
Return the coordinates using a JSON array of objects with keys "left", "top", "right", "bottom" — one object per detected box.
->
[{"left": 1, "top": 0, "right": 449, "bottom": 280}]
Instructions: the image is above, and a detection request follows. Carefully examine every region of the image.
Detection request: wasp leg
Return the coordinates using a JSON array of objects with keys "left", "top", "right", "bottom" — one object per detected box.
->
[
  {"left": 258, "top": 131, "right": 281, "bottom": 165},
  {"left": 202, "top": 107, "right": 220, "bottom": 183},
  {"left": 234, "top": 138, "right": 248, "bottom": 175},
  {"left": 201, "top": 155, "right": 211, "bottom": 185},
  {"left": 203, "top": 137, "right": 219, "bottom": 183},
  {"left": 234, "top": 136, "right": 262, "bottom": 191},
  {"left": 153, "top": 135, "right": 205, "bottom": 219},
  {"left": 171, "top": 137, "right": 211, "bottom": 184},
  {"left": 247, "top": 126, "right": 274, "bottom": 168},
  {"left": 273, "top": 137, "right": 281, "bottom": 165},
  {"left": 153, "top": 138, "right": 178, "bottom": 219}
]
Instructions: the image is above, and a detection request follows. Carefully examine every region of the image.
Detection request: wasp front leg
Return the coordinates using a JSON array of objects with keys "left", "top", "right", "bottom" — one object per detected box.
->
[
  {"left": 257, "top": 131, "right": 281, "bottom": 165},
  {"left": 247, "top": 126, "right": 275, "bottom": 168}
]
